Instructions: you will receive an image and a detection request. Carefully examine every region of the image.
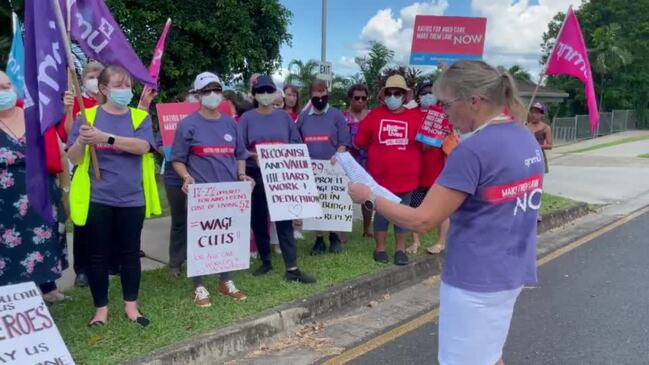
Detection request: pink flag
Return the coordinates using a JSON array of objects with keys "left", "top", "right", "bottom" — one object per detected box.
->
[
  {"left": 139, "top": 18, "right": 172, "bottom": 105},
  {"left": 546, "top": 7, "right": 599, "bottom": 134}
]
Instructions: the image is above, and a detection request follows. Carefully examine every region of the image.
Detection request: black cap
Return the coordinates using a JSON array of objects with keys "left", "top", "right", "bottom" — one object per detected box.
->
[
  {"left": 252, "top": 75, "right": 277, "bottom": 94},
  {"left": 417, "top": 79, "right": 433, "bottom": 96}
]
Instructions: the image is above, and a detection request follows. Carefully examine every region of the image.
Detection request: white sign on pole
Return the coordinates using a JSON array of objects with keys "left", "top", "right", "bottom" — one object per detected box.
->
[
  {"left": 256, "top": 144, "right": 323, "bottom": 222},
  {"left": 317, "top": 61, "right": 333, "bottom": 90},
  {"left": 0, "top": 282, "right": 74, "bottom": 365},
  {"left": 303, "top": 160, "right": 353, "bottom": 232},
  {"left": 187, "top": 182, "right": 252, "bottom": 278}
]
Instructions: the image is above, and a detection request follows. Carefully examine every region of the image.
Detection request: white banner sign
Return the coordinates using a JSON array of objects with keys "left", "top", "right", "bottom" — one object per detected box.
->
[
  {"left": 303, "top": 160, "right": 353, "bottom": 232},
  {"left": 256, "top": 144, "right": 323, "bottom": 222},
  {"left": 187, "top": 182, "right": 252, "bottom": 277},
  {"left": 0, "top": 282, "right": 74, "bottom": 365}
]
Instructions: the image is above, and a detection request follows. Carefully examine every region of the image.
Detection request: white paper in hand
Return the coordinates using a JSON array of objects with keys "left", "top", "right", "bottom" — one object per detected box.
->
[{"left": 335, "top": 152, "right": 401, "bottom": 203}]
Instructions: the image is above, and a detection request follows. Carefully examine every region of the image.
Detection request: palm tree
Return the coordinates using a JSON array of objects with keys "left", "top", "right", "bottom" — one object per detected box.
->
[
  {"left": 355, "top": 41, "right": 395, "bottom": 105},
  {"left": 284, "top": 59, "right": 319, "bottom": 103},
  {"left": 592, "top": 23, "right": 632, "bottom": 110}
]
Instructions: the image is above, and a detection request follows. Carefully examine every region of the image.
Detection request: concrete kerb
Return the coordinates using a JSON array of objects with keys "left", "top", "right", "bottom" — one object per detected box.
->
[{"left": 125, "top": 206, "right": 590, "bottom": 365}]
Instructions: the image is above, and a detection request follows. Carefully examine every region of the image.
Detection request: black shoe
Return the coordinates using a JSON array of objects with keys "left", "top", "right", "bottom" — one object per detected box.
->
[
  {"left": 74, "top": 273, "right": 89, "bottom": 288},
  {"left": 125, "top": 314, "right": 150, "bottom": 328},
  {"left": 284, "top": 269, "right": 317, "bottom": 284},
  {"left": 373, "top": 251, "right": 389, "bottom": 264},
  {"left": 253, "top": 263, "right": 273, "bottom": 276},
  {"left": 310, "top": 237, "right": 327, "bottom": 256},
  {"left": 139, "top": 250, "right": 146, "bottom": 258},
  {"left": 394, "top": 250, "right": 409, "bottom": 266},
  {"left": 328, "top": 233, "right": 343, "bottom": 254}
]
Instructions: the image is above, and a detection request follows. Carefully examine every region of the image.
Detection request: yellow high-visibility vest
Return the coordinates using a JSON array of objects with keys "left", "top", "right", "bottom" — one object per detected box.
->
[{"left": 69, "top": 106, "right": 161, "bottom": 226}]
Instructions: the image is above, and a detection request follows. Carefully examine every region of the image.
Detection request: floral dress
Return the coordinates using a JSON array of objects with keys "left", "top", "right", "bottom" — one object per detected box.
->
[{"left": 0, "top": 130, "right": 67, "bottom": 286}]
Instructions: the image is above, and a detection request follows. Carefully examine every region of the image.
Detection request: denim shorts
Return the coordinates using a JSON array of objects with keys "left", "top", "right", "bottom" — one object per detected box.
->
[{"left": 373, "top": 192, "right": 413, "bottom": 234}]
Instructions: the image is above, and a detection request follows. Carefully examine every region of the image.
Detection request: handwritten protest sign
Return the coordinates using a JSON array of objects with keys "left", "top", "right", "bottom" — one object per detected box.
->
[
  {"left": 415, "top": 107, "right": 450, "bottom": 147},
  {"left": 256, "top": 144, "right": 323, "bottom": 222},
  {"left": 0, "top": 282, "right": 74, "bottom": 365},
  {"left": 187, "top": 182, "right": 252, "bottom": 277},
  {"left": 303, "top": 160, "right": 353, "bottom": 232},
  {"left": 155, "top": 102, "right": 200, "bottom": 159}
]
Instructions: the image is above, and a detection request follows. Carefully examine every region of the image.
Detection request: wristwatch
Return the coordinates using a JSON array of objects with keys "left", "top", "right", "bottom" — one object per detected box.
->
[
  {"left": 363, "top": 193, "right": 377, "bottom": 210},
  {"left": 107, "top": 135, "right": 116, "bottom": 145}
]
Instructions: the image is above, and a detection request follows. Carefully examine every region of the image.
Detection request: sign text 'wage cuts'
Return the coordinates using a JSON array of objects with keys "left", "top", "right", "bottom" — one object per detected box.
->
[
  {"left": 187, "top": 182, "right": 251, "bottom": 277},
  {"left": 256, "top": 144, "right": 322, "bottom": 222}
]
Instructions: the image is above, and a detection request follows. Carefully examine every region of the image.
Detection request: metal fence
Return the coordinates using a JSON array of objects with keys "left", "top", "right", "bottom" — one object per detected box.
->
[{"left": 552, "top": 109, "right": 637, "bottom": 145}]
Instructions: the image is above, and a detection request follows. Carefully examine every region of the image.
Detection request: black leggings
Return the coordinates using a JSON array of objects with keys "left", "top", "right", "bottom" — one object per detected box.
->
[
  {"left": 85, "top": 203, "right": 145, "bottom": 307},
  {"left": 247, "top": 167, "right": 297, "bottom": 269}
]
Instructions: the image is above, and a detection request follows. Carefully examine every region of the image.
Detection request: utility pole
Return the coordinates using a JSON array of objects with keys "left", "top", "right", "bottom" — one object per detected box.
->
[{"left": 321, "top": 0, "right": 327, "bottom": 62}]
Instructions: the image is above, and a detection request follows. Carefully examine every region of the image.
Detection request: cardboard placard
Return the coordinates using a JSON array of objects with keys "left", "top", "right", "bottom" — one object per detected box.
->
[
  {"left": 410, "top": 15, "right": 487, "bottom": 65},
  {"left": 415, "top": 108, "right": 451, "bottom": 147},
  {"left": 255, "top": 144, "right": 323, "bottom": 222},
  {"left": 0, "top": 282, "right": 74, "bottom": 365},
  {"left": 187, "top": 182, "right": 252, "bottom": 277},
  {"left": 303, "top": 160, "right": 353, "bottom": 232}
]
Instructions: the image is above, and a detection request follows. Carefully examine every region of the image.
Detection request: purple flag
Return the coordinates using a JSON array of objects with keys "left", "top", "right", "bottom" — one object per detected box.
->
[
  {"left": 24, "top": 0, "right": 68, "bottom": 223},
  {"left": 64, "top": 0, "right": 155, "bottom": 86}
]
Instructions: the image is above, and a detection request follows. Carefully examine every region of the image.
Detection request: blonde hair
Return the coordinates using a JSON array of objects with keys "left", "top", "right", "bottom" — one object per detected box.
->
[
  {"left": 82, "top": 61, "right": 105, "bottom": 79},
  {"left": 433, "top": 60, "right": 526, "bottom": 121},
  {"left": 96, "top": 65, "right": 131, "bottom": 104}
]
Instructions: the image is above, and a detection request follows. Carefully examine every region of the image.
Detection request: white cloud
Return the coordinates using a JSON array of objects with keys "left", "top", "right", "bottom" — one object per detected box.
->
[
  {"left": 272, "top": 67, "right": 289, "bottom": 88},
  {"left": 359, "top": 1, "right": 449, "bottom": 64},
  {"left": 472, "top": 0, "right": 575, "bottom": 78},
  {"left": 338, "top": 56, "right": 357, "bottom": 69}
]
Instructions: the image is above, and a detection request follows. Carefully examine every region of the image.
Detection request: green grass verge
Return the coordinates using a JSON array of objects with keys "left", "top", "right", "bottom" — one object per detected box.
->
[
  {"left": 540, "top": 193, "right": 578, "bottom": 215},
  {"left": 51, "top": 194, "right": 574, "bottom": 365},
  {"left": 570, "top": 135, "right": 649, "bottom": 153},
  {"left": 638, "top": 153, "right": 649, "bottom": 158}
]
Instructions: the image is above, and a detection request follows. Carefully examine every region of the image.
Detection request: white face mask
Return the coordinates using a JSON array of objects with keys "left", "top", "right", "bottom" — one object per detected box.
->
[
  {"left": 84, "top": 79, "right": 99, "bottom": 94},
  {"left": 201, "top": 92, "right": 223, "bottom": 110},
  {"left": 255, "top": 93, "right": 275, "bottom": 107}
]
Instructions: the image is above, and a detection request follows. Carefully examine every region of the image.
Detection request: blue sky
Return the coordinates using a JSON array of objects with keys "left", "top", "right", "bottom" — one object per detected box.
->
[{"left": 277, "top": 0, "right": 574, "bottom": 82}]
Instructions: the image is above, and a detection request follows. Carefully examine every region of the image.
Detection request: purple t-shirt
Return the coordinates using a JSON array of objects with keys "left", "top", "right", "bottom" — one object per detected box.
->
[
  {"left": 154, "top": 134, "right": 182, "bottom": 187},
  {"left": 297, "top": 107, "right": 351, "bottom": 160},
  {"left": 68, "top": 107, "right": 156, "bottom": 207},
  {"left": 436, "top": 121, "right": 544, "bottom": 292},
  {"left": 237, "top": 109, "right": 302, "bottom": 168},
  {"left": 170, "top": 112, "right": 247, "bottom": 183}
]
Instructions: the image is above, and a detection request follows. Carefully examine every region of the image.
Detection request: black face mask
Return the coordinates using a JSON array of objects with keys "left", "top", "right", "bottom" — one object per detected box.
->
[{"left": 311, "top": 95, "right": 329, "bottom": 111}]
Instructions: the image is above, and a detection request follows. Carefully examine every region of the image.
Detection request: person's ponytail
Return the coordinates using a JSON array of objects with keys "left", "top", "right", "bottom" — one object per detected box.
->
[{"left": 500, "top": 72, "right": 526, "bottom": 122}]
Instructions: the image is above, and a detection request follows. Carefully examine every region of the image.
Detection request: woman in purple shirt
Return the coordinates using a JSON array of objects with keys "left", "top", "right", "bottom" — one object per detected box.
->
[
  {"left": 171, "top": 72, "right": 252, "bottom": 307},
  {"left": 349, "top": 60, "right": 543, "bottom": 365},
  {"left": 68, "top": 66, "right": 156, "bottom": 327},
  {"left": 296, "top": 79, "right": 351, "bottom": 255},
  {"left": 237, "top": 75, "right": 316, "bottom": 284}
]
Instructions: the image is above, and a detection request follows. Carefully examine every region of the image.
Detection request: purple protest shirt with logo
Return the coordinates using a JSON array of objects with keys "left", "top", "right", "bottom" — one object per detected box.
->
[
  {"left": 170, "top": 112, "right": 247, "bottom": 183},
  {"left": 68, "top": 108, "right": 156, "bottom": 207},
  {"left": 436, "top": 122, "right": 544, "bottom": 292},
  {"left": 237, "top": 109, "right": 302, "bottom": 168},
  {"left": 296, "top": 107, "right": 351, "bottom": 160}
]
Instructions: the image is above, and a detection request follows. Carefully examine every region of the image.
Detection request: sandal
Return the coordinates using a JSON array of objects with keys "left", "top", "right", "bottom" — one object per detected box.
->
[
  {"left": 427, "top": 244, "right": 445, "bottom": 255},
  {"left": 405, "top": 243, "right": 420, "bottom": 254},
  {"left": 88, "top": 317, "right": 107, "bottom": 327},
  {"left": 125, "top": 313, "right": 150, "bottom": 328}
]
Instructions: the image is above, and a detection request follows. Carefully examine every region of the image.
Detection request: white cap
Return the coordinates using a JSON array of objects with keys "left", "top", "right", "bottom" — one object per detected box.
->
[{"left": 193, "top": 72, "right": 222, "bottom": 92}]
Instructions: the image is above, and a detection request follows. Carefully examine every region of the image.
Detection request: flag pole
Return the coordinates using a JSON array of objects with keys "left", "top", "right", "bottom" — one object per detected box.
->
[
  {"left": 526, "top": 5, "right": 572, "bottom": 112},
  {"left": 51, "top": 0, "right": 101, "bottom": 180}
]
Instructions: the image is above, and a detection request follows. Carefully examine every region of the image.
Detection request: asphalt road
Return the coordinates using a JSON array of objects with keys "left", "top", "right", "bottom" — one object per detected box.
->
[{"left": 348, "top": 211, "right": 649, "bottom": 365}]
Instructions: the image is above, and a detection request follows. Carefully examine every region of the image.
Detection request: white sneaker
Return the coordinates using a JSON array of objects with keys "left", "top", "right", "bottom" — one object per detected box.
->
[{"left": 193, "top": 286, "right": 212, "bottom": 307}]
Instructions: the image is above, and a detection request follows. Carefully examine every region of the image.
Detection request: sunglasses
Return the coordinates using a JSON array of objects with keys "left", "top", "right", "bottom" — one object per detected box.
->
[
  {"left": 255, "top": 87, "right": 276, "bottom": 94},
  {"left": 353, "top": 96, "right": 368, "bottom": 101},
  {"left": 384, "top": 90, "right": 404, "bottom": 98},
  {"left": 199, "top": 88, "right": 222, "bottom": 95}
]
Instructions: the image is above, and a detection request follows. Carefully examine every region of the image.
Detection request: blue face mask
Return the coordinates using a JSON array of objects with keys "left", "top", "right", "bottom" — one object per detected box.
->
[
  {"left": 420, "top": 93, "right": 437, "bottom": 108},
  {"left": 0, "top": 90, "right": 18, "bottom": 111},
  {"left": 108, "top": 88, "right": 133, "bottom": 108},
  {"left": 385, "top": 95, "right": 403, "bottom": 111}
]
